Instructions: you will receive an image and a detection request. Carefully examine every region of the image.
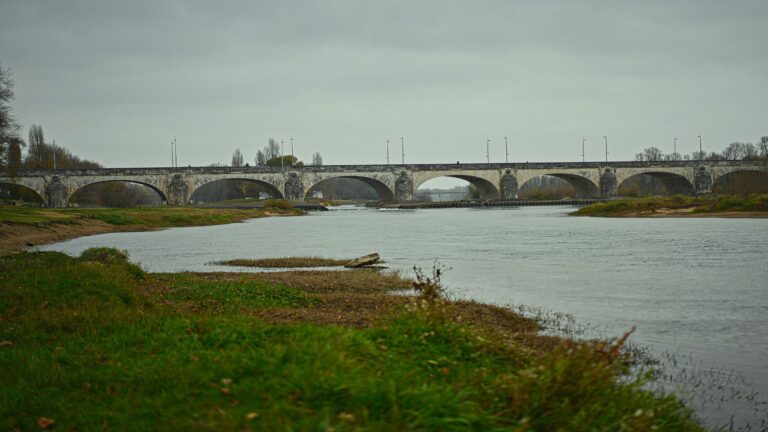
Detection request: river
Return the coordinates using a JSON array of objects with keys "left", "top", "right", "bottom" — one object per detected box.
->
[{"left": 40, "top": 206, "right": 768, "bottom": 428}]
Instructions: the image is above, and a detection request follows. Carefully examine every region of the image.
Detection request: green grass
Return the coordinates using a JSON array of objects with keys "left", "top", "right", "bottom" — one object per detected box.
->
[
  {"left": 572, "top": 194, "right": 768, "bottom": 216},
  {"left": 0, "top": 205, "right": 303, "bottom": 227},
  {"left": 0, "top": 250, "right": 704, "bottom": 431}
]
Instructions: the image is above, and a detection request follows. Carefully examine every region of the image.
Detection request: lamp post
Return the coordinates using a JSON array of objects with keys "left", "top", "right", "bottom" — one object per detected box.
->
[
  {"left": 674, "top": 137, "right": 678, "bottom": 159},
  {"left": 401, "top": 136, "right": 405, "bottom": 165},
  {"left": 505, "top": 136, "right": 509, "bottom": 164},
  {"left": 604, "top": 135, "right": 608, "bottom": 163},
  {"left": 486, "top": 138, "right": 490, "bottom": 164},
  {"left": 698, "top": 135, "right": 703, "bottom": 158},
  {"left": 386, "top": 139, "right": 390, "bottom": 165},
  {"left": 582, "top": 138, "right": 586, "bottom": 163}
]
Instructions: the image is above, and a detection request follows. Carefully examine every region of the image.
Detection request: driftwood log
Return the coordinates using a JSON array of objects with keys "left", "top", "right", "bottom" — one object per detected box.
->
[{"left": 345, "top": 253, "right": 380, "bottom": 268}]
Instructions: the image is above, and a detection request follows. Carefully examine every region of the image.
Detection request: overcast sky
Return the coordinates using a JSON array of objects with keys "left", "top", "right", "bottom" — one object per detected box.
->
[{"left": 1, "top": 0, "right": 767, "bottom": 168}]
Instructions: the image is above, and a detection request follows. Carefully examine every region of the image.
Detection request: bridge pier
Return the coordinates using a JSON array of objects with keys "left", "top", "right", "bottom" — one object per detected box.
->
[
  {"left": 395, "top": 171, "right": 414, "bottom": 201},
  {"left": 500, "top": 169, "right": 518, "bottom": 199},
  {"left": 600, "top": 168, "right": 617, "bottom": 197},
  {"left": 44, "top": 176, "right": 68, "bottom": 208},
  {"left": 694, "top": 166, "right": 712, "bottom": 194}
]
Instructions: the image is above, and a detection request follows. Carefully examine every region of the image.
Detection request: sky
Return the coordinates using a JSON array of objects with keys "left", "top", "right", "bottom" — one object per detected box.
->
[{"left": 1, "top": 0, "right": 767, "bottom": 169}]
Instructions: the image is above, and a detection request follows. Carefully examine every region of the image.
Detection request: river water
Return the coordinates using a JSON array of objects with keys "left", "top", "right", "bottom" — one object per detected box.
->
[{"left": 40, "top": 206, "right": 768, "bottom": 428}]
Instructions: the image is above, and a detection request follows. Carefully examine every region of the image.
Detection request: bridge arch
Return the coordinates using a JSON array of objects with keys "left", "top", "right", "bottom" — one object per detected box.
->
[
  {"left": 0, "top": 181, "right": 45, "bottom": 204},
  {"left": 712, "top": 169, "right": 768, "bottom": 195},
  {"left": 189, "top": 178, "right": 284, "bottom": 203},
  {"left": 69, "top": 180, "right": 168, "bottom": 206},
  {"left": 306, "top": 176, "right": 395, "bottom": 202},
  {"left": 617, "top": 172, "right": 694, "bottom": 196},
  {"left": 414, "top": 174, "right": 499, "bottom": 200},
  {"left": 520, "top": 174, "right": 598, "bottom": 198}
]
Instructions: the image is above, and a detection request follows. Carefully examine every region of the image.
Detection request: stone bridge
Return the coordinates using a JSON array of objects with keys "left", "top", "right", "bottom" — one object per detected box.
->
[{"left": 1, "top": 160, "right": 766, "bottom": 207}]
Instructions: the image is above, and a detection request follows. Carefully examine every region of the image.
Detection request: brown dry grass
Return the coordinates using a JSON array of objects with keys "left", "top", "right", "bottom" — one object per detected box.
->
[
  {"left": 181, "top": 269, "right": 557, "bottom": 355},
  {"left": 216, "top": 257, "right": 350, "bottom": 268}
]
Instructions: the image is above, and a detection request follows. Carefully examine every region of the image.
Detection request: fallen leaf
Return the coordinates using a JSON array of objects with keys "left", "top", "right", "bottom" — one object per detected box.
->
[
  {"left": 220, "top": 387, "right": 231, "bottom": 396},
  {"left": 0, "top": 341, "right": 13, "bottom": 348},
  {"left": 245, "top": 412, "right": 259, "bottom": 420},
  {"left": 221, "top": 378, "right": 232, "bottom": 385},
  {"left": 38, "top": 417, "right": 55, "bottom": 429}
]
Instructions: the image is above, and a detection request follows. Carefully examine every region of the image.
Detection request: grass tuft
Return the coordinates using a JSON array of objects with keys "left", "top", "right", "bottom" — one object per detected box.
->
[
  {"left": 216, "top": 257, "right": 349, "bottom": 268},
  {"left": 572, "top": 194, "right": 768, "bottom": 217}
]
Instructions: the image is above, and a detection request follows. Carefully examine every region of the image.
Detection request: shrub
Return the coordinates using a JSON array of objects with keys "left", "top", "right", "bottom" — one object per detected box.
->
[
  {"left": 262, "top": 199, "right": 293, "bottom": 209},
  {"left": 79, "top": 247, "right": 144, "bottom": 280}
]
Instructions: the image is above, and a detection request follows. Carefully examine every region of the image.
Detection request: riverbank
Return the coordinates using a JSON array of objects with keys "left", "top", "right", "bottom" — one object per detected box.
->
[
  {"left": 0, "top": 248, "right": 703, "bottom": 430},
  {"left": 0, "top": 205, "right": 303, "bottom": 256},
  {"left": 571, "top": 194, "right": 768, "bottom": 217}
]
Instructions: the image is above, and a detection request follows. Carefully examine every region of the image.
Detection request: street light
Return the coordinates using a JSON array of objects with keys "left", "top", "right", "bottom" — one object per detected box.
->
[
  {"left": 698, "top": 135, "right": 703, "bottom": 158},
  {"left": 486, "top": 138, "right": 490, "bottom": 164},
  {"left": 400, "top": 136, "right": 405, "bottom": 165},
  {"left": 674, "top": 137, "right": 678, "bottom": 159},
  {"left": 505, "top": 136, "right": 509, "bottom": 164}
]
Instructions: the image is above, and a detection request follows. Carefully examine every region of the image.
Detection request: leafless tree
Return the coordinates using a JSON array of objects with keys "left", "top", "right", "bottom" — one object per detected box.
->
[
  {"left": 743, "top": 143, "right": 759, "bottom": 160},
  {"left": 231, "top": 148, "right": 244, "bottom": 167},
  {"left": 27, "top": 124, "right": 45, "bottom": 168},
  {"left": 0, "top": 64, "right": 24, "bottom": 170},
  {"left": 255, "top": 149, "right": 266, "bottom": 165},
  {"left": 265, "top": 138, "right": 280, "bottom": 160},
  {"left": 758, "top": 136, "right": 768, "bottom": 159},
  {"left": 312, "top": 152, "right": 323, "bottom": 166},
  {"left": 721, "top": 142, "right": 747, "bottom": 160},
  {"left": 635, "top": 147, "right": 664, "bottom": 162}
]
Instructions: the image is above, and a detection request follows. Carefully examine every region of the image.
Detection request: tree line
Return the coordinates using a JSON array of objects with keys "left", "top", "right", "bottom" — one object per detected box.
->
[
  {"left": 229, "top": 139, "right": 323, "bottom": 169},
  {"left": 635, "top": 137, "right": 768, "bottom": 162}
]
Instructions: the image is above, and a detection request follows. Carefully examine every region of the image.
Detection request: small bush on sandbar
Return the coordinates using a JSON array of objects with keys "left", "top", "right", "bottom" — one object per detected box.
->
[{"left": 262, "top": 199, "right": 293, "bottom": 209}]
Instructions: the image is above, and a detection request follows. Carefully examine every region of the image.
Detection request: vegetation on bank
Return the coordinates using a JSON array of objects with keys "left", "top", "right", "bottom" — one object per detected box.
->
[
  {"left": 0, "top": 204, "right": 302, "bottom": 227},
  {"left": 0, "top": 249, "right": 704, "bottom": 431},
  {"left": 572, "top": 194, "right": 768, "bottom": 217},
  {"left": 217, "top": 257, "right": 350, "bottom": 268}
]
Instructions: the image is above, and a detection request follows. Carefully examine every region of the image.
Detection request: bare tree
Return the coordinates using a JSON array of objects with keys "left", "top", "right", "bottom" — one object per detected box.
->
[
  {"left": 690, "top": 150, "right": 707, "bottom": 160},
  {"left": 635, "top": 147, "right": 664, "bottom": 162},
  {"left": 722, "top": 142, "right": 746, "bottom": 160},
  {"left": 28, "top": 124, "right": 45, "bottom": 168},
  {"left": 743, "top": 143, "right": 759, "bottom": 160},
  {"left": 231, "top": 148, "right": 244, "bottom": 167},
  {"left": 758, "top": 136, "right": 768, "bottom": 159},
  {"left": 0, "top": 63, "right": 24, "bottom": 171},
  {"left": 265, "top": 138, "right": 280, "bottom": 160},
  {"left": 312, "top": 152, "right": 323, "bottom": 166},
  {"left": 255, "top": 149, "right": 266, "bottom": 165}
]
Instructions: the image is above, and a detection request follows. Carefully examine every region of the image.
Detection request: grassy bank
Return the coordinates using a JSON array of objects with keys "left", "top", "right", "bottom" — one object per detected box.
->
[
  {"left": 572, "top": 194, "right": 768, "bottom": 217},
  {"left": 0, "top": 249, "right": 703, "bottom": 430},
  {"left": 0, "top": 204, "right": 303, "bottom": 255}
]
